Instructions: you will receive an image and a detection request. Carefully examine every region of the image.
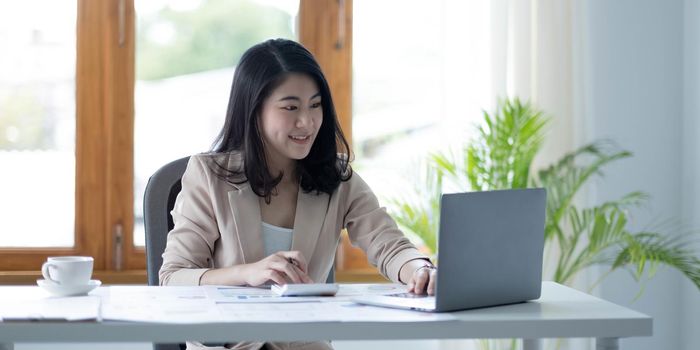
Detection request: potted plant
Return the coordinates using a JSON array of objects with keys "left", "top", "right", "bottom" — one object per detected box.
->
[{"left": 388, "top": 97, "right": 700, "bottom": 349}]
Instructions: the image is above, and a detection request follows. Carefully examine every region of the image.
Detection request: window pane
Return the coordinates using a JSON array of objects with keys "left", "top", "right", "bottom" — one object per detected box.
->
[
  {"left": 134, "top": 0, "right": 300, "bottom": 247},
  {"left": 0, "top": 1, "right": 77, "bottom": 247},
  {"left": 352, "top": 1, "right": 492, "bottom": 240}
]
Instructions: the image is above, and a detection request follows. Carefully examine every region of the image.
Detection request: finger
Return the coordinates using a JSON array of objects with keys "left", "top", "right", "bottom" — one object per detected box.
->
[
  {"left": 292, "top": 264, "right": 314, "bottom": 283},
  {"left": 413, "top": 269, "right": 430, "bottom": 294},
  {"left": 272, "top": 252, "right": 289, "bottom": 264},
  {"left": 266, "top": 270, "right": 286, "bottom": 286},
  {"left": 427, "top": 270, "right": 438, "bottom": 296},
  {"left": 290, "top": 251, "right": 309, "bottom": 272},
  {"left": 270, "top": 253, "right": 302, "bottom": 279},
  {"left": 287, "top": 263, "right": 310, "bottom": 284},
  {"left": 279, "top": 251, "right": 309, "bottom": 273},
  {"left": 272, "top": 252, "right": 311, "bottom": 283},
  {"left": 281, "top": 262, "right": 304, "bottom": 284},
  {"left": 269, "top": 255, "right": 307, "bottom": 284},
  {"left": 407, "top": 277, "right": 416, "bottom": 293},
  {"left": 272, "top": 261, "right": 303, "bottom": 284}
]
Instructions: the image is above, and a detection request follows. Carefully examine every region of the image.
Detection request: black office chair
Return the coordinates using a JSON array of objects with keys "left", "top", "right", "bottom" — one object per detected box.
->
[
  {"left": 144, "top": 156, "right": 190, "bottom": 350},
  {"left": 143, "top": 156, "right": 335, "bottom": 350},
  {"left": 144, "top": 156, "right": 190, "bottom": 288}
]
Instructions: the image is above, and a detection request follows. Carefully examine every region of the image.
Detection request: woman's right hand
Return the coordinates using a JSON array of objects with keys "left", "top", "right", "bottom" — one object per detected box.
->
[
  {"left": 201, "top": 250, "right": 313, "bottom": 287},
  {"left": 241, "top": 251, "right": 314, "bottom": 286}
]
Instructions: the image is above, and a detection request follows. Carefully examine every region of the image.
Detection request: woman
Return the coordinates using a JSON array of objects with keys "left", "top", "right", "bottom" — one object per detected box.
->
[{"left": 159, "top": 38, "right": 437, "bottom": 350}]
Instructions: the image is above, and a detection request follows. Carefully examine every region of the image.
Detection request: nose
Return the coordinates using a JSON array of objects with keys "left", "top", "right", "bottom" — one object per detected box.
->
[{"left": 295, "top": 109, "right": 314, "bottom": 129}]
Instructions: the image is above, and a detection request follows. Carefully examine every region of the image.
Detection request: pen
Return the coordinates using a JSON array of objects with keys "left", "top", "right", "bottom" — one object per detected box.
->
[{"left": 288, "top": 257, "right": 300, "bottom": 269}]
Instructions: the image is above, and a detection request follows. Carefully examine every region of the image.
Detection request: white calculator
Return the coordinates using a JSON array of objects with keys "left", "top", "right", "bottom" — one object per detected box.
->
[{"left": 271, "top": 283, "right": 339, "bottom": 297}]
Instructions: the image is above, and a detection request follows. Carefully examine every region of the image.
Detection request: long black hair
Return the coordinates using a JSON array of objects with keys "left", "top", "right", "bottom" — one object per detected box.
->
[{"left": 210, "top": 39, "right": 352, "bottom": 203}]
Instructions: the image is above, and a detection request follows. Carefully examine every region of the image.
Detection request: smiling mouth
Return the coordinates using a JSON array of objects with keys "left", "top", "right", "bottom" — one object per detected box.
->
[{"left": 289, "top": 135, "right": 311, "bottom": 141}]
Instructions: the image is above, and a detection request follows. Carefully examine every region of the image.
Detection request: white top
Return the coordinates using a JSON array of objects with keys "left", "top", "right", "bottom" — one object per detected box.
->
[{"left": 262, "top": 221, "right": 293, "bottom": 257}]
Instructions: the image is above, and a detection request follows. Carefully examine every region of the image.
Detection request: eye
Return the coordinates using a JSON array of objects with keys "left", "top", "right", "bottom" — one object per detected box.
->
[
  {"left": 281, "top": 106, "right": 298, "bottom": 111},
  {"left": 311, "top": 102, "right": 322, "bottom": 109}
]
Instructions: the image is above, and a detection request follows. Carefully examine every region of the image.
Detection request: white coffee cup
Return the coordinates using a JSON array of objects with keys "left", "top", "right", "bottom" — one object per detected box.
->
[{"left": 41, "top": 256, "right": 94, "bottom": 286}]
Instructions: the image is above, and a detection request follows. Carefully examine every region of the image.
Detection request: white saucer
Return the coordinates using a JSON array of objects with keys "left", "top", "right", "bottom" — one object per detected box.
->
[{"left": 37, "top": 279, "right": 101, "bottom": 297}]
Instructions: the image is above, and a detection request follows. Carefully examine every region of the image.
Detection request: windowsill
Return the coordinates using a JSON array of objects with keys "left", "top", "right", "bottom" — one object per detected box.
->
[
  {"left": 0, "top": 270, "right": 148, "bottom": 285},
  {"left": 0, "top": 268, "right": 388, "bottom": 285},
  {"left": 335, "top": 268, "right": 388, "bottom": 283}
]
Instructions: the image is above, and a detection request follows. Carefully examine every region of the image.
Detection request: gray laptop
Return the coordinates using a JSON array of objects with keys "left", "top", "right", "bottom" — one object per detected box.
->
[{"left": 352, "top": 188, "right": 546, "bottom": 312}]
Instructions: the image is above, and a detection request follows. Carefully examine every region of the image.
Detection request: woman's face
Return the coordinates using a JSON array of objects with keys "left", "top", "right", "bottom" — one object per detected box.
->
[{"left": 259, "top": 73, "right": 323, "bottom": 167}]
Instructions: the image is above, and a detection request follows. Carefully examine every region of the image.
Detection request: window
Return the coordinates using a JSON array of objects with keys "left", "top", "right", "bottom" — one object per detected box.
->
[
  {"left": 1, "top": 0, "right": 493, "bottom": 282},
  {"left": 0, "top": 0, "right": 77, "bottom": 248},
  {"left": 0, "top": 0, "right": 353, "bottom": 282}
]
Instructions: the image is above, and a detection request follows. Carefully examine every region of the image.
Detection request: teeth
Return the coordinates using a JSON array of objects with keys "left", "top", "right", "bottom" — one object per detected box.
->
[{"left": 290, "top": 136, "right": 309, "bottom": 140}]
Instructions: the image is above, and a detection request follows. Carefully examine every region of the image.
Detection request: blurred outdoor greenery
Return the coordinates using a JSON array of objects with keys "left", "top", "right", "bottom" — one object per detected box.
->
[
  {"left": 0, "top": 89, "right": 51, "bottom": 150},
  {"left": 137, "top": 0, "right": 294, "bottom": 80},
  {"left": 0, "top": 0, "right": 294, "bottom": 150}
]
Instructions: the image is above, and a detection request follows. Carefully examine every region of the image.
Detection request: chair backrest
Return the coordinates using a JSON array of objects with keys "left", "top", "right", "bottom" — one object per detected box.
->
[{"left": 143, "top": 156, "right": 190, "bottom": 287}]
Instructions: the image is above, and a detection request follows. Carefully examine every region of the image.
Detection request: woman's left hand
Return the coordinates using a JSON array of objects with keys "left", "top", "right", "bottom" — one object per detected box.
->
[{"left": 400, "top": 259, "right": 437, "bottom": 295}]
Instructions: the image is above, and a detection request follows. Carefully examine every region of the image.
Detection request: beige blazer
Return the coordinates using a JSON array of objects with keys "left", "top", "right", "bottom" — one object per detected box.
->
[{"left": 159, "top": 152, "right": 427, "bottom": 286}]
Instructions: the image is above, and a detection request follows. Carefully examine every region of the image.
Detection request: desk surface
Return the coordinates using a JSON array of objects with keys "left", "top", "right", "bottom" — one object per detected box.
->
[{"left": 0, "top": 282, "right": 652, "bottom": 343}]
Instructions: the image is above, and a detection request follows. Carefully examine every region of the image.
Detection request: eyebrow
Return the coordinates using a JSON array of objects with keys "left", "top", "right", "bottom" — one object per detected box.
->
[{"left": 277, "top": 92, "right": 322, "bottom": 102}]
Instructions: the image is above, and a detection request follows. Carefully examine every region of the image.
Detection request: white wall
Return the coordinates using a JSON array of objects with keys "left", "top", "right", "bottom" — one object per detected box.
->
[
  {"left": 682, "top": 0, "right": 700, "bottom": 349},
  {"left": 582, "top": 0, "right": 698, "bottom": 349}
]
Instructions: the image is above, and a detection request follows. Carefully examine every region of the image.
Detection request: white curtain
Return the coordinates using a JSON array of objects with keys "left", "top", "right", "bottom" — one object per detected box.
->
[
  {"left": 490, "top": 0, "right": 583, "bottom": 170},
  {"left": 489, "top": 1, "right": 591, "bottom": 349}
]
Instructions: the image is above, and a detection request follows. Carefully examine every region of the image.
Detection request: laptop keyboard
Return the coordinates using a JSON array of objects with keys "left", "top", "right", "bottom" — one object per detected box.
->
[{"left": 388, "top": 292, "right": 431, "bottom": 299}]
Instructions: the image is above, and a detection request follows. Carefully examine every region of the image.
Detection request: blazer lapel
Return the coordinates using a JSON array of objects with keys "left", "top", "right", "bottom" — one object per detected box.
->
[
  {"left": 228, "top": 184, "right": 265, "bottom": 264},
  {"left": 291, "top": 189, "right": 330, "bottom": 263}
]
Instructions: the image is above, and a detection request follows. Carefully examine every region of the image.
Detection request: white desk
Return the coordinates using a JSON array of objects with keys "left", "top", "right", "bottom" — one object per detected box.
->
[{"left": 0, "top": 282, "right": 651, "bottom": 350}]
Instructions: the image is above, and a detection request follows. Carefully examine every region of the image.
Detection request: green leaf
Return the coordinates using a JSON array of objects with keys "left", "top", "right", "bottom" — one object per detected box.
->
[
  {"left": 613, "top": 233, "right": 700, "bottom": 291},
  {"left": 465, "top": 97, "right": 548, "bottom": 190}
]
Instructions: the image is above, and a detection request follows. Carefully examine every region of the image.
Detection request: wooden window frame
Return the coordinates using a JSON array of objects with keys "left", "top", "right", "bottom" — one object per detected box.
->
[
  {"left": 1, "top": 0, "right": 379, "bottom": 284},
  {"left": 301, "top": 0, "right": 384, "bottom": 281},
  {"left": 0, "top": 0, "right": 139, "bottom": 281}
]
